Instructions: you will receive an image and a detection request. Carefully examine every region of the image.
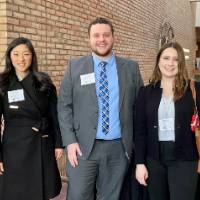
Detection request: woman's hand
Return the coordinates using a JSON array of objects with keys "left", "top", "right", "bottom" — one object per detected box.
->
[
  {"left": 135, "top": 164, "right": 148, "bottom": 186},
  {"left": 0, "top": 162, "right": 4, "bottom": 175},
  {"left": 55, "top": 148, "right": 64, "bottom": 160}
]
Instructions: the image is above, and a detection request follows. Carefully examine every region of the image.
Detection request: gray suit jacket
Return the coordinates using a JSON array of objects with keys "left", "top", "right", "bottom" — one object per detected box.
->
[{"left": 58, "top": 55, "right": 143, "bottom": 159}]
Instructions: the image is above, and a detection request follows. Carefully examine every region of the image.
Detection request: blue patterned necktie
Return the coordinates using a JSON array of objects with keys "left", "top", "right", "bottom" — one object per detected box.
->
[{"left": 99, "top": 61, "right": 109, "bottom": 134}]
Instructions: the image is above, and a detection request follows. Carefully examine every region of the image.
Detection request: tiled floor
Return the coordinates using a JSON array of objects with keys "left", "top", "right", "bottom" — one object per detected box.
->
[{"left": 51, "top": 182, "right": 67, "bottom": 200}]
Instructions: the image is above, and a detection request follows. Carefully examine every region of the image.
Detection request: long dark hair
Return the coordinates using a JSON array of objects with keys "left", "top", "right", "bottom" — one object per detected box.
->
[
  {"left": 0, "top": 37, "right": 53, "bottom": 95},
  {"left": 149, "top": 42, "right": 189, "bottom": 100}
]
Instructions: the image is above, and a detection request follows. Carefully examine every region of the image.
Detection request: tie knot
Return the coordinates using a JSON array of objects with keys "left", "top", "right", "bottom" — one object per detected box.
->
[{"left": 99, "top": 61, "right": 107, "bottom": 69}]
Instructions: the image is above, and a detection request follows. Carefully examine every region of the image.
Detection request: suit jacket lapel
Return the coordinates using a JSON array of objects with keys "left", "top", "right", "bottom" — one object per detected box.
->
[
  {"left": 116, "top": 56, "right": 126, "bottom": 110},
  {"left": 84, "top": 56, "right": 98, "bottom": 108}
]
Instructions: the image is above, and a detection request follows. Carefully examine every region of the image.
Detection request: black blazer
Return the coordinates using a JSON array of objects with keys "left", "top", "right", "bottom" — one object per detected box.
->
[{"left": 135, "top": 82, "right": 200, "bottom": 164}]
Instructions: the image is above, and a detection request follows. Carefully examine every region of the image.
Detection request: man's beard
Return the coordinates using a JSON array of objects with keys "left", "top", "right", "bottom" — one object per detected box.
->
[{"left": 92, "top": 46, "right": 113, "bottom": 57}]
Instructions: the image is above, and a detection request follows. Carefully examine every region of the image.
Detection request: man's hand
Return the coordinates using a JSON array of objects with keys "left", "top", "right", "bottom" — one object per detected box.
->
[
  {"left": 67, "top": 143, "right": 82, "bottom": 167},
  {"left": 0, "top": 162, "right": 4, "bottom": 175},
  {"left": 135, "top": 164, "right": 148, "bottom": 186}
]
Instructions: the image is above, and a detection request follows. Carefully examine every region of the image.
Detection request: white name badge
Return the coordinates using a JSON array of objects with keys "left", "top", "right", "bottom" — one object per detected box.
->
[
  {"left": 80, "top": 73, "right": 95, "bottom": 86},
  {"left": 8, "top": 89, "right": 25, "bottom": 103}
]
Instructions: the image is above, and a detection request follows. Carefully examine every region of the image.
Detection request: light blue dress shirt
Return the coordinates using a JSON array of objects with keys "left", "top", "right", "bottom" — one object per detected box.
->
[{"left": 92, "top": 53, "right": 121, "bottom": 140}]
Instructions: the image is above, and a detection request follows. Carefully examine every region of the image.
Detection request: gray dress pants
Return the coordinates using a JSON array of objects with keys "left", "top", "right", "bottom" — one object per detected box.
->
[{"left": 67, "top": 139, "right": 128, "bottom": 200}]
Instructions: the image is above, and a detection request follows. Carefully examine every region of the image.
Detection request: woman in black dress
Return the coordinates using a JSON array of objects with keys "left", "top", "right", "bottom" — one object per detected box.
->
[{"left": 0, "top": 37, "right": 63, "bottom": 200}]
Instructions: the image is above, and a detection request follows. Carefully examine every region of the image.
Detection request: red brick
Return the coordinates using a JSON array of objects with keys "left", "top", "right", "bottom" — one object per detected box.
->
[
  {"left": 13, "top": 25, "right": 25, "bottom": 32},
  {"left": 30, "top": 9, "right": 42, "bottom": 17},
  {"left": 36, "top": 5, "right": 45, "bottom": 11},
  {"left": 7, "top": 32, "right": 19, "bottom": 38},
  {"left": 19, "top": 6, "right": 30, "bottom": 14},
  {"left": 26, "top": 28, "right": 37, "bottom": 34},
  {"left": 14, "top": 0, "right": 25, "bottom": 6},
  {"left": 25, "top": 2, "right": 36, "bottom": 9},
  {"left": 7, "top": 17, "right": 19, "bottom": 25},
  {"left": 13, "top": 11, "right": 25, "bottom": 19}
]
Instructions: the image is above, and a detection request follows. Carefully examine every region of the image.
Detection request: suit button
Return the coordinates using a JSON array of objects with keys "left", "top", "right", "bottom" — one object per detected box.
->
[{"left": 153, "top": 125, "right": 157, "bottom": 128}]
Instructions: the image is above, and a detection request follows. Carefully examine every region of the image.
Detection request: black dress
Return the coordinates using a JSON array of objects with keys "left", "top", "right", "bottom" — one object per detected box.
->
[{"left": 0, "top": 72, "right": 62, "bottom": 200}]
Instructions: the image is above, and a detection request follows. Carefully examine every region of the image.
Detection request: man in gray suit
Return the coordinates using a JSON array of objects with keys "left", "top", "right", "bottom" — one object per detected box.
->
[{"left": 58, "top": 17, "right": 143, "bottom": 200}]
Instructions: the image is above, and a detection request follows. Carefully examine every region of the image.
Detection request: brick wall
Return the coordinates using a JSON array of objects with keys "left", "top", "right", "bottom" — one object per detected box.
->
[
  {"left": 0, "top": 0, "right": 197, "bottom": 85},
  {"left": 0, "top": 0, "right": 7, "bottom": 67}
]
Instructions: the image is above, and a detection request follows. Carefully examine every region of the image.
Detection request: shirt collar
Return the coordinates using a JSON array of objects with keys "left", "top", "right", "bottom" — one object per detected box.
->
[{"left": 92, "top": 52, "right": 115, "bottom": 68}]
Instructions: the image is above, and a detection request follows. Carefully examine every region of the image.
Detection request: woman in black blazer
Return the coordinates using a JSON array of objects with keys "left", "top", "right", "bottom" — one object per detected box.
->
[
  {"left": 0, "top": 37, "right": 63, "bottom": 200},
  {"left": 135, "top": 42, "right": 199, "bottom": 200}
]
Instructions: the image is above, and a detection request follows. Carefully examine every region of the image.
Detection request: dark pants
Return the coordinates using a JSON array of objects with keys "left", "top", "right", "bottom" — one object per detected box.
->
[
  {"left": 67, "top": 139, "right": 128, "bottom": 200},
  {"left": 146, "top": 141, "right": 199, "bottom": 200},
  {"left": 147, "top": 158, "right": 198, "bottom": 200},
  {"left": 196, "top": 175, "right": 200, "bottom": 200}
]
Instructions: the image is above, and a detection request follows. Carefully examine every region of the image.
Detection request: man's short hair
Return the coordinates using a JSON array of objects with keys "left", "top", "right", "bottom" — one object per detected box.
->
[{"left": 88, "top": 17, "right": 114, "bottom": 36}]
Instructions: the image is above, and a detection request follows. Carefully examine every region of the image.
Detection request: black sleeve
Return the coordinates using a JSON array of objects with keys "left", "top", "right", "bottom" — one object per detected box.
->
[
  {"left": 134, "top": 86, "right": 147, "bottom": 164},
  {"left": 195, "top": 82, "right": 200, "bottom": 117},
  {"left": 132, "top": 62, "right": 144, "bottom": 143},
  {"left": 0, "top": 96, "right": 3, "bottom": 162},
  {"left": 48, "top": 85, "right": 63, "bottom": 148}
]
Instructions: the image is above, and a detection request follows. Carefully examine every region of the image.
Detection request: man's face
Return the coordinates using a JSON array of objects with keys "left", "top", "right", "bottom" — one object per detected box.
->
[{"left": 89, "top": 23, "right": 114, "bottom": 58}]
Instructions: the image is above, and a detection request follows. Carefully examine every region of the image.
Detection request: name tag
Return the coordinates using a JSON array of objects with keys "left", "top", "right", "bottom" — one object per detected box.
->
[
  {"left": 8, "top": 89, "right": 25, "bottom": 103},
  {"left": 80, "top": 73, "right": 95, "bottom": 85}
]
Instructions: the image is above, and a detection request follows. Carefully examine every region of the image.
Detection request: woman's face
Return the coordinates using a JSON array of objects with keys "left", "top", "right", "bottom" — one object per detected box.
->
[
  {"left": 159, "top": 47, "right": 179, "bottom": 79},
  {"left": 10, "top": 44, "right": 32, "bottom": 78}
]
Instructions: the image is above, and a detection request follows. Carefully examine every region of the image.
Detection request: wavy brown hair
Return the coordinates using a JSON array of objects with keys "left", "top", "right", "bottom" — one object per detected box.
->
[{"left": 149, "top": 42, "right": 189, "bottom": 101}]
